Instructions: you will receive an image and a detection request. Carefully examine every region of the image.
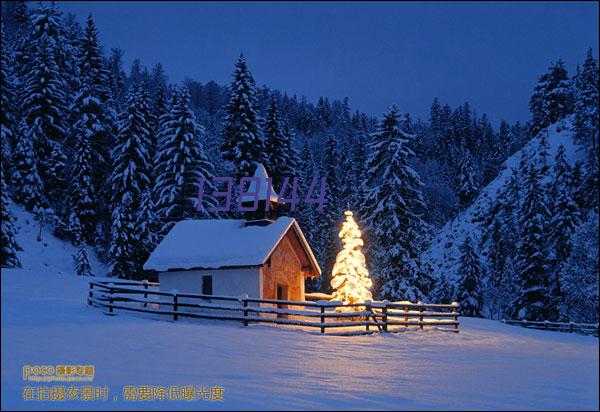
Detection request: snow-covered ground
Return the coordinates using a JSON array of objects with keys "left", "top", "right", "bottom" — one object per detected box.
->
[
  {"left": 421, "top": 118, "right": 585, "bottom": 284},
  {"left": 2, "top": 202, "right": 599, "bottom": 410}
]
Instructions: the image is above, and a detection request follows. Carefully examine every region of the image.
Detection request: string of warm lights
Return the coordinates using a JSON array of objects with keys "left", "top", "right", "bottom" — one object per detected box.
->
[{"left": 330, "top": 211, "right": 373, "bottom": 311}]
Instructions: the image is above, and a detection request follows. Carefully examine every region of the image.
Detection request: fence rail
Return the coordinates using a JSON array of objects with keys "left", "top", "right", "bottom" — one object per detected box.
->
[
  {"left": 502, "top": 319, "right": 599, "bottom": 336},
  {"left": 88, "top": 280, "right": 460, "bottom": 335}
]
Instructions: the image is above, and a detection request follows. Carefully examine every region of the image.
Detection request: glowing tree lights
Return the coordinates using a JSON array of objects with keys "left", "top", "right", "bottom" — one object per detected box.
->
[{"left": 330, "top": 211, "right": 373, "bottom": 309}]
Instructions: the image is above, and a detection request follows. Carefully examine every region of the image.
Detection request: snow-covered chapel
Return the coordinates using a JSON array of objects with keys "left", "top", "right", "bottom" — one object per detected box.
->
[{"left": 143, "top": 164, "right": 321, "bottom": 301}]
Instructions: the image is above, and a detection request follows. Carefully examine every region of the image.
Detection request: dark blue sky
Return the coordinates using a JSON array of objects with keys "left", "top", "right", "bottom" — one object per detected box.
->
[{"left": 57, "top": 1, "right": 598, "bottom": 124}]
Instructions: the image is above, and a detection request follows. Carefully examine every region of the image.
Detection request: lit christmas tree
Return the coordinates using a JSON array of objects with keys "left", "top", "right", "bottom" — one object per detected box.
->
[{"left": 330, "top": 211, "right": 373, "bottom": 310}]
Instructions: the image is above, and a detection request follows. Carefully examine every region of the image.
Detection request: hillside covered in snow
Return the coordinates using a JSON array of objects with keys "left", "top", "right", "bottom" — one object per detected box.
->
[
  {"left": 422, "top": 118, "right": 584, "bottom": 284},
  {"left": 421, "top": 116, "right": 598, "bottom": 322}
]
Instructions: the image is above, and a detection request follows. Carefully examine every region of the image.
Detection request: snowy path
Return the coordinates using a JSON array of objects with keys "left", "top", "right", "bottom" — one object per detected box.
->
[{"left": 2, "top": 269, "right": 598, "bottom": 410}]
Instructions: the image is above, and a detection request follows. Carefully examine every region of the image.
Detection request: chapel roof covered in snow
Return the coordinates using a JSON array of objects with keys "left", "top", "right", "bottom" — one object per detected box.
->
[{"left": 143, "top": 217, "right": 321, "bottom": 275}]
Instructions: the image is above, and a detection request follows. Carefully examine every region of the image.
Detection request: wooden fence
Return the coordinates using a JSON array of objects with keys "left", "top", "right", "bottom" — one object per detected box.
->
[
  {"left": 87, "top": 280, "right": 460, "bottom": 335},
  {"left": 502, "top": 319, "right": 599, "bottom": 337}
]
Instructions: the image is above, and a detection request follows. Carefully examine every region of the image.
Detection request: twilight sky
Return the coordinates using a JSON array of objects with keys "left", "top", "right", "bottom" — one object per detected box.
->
[{"left": 56, "top": 1, "right": 599, "bottom": 124}]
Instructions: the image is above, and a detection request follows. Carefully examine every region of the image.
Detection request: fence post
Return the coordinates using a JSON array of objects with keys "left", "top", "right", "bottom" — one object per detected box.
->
[
  {"left": 142, "top": 280, "right": 149, "bottom": 308},
  {"left": 569, "top": 322, "right": 574, "bottom": 333},
  {"left": 452, "top": 302, "right": 459, "bottom": 332},
  {"left": 418, "top": 301, "right": 424, "bottom": 329},
  {"left": 88, "top": 282, "right": 93, "bottom": 306},
  {"left": 404, "top": 305, "right": 408, "bottom": 327},
  {"left": 108, "top": 283, "right": 114, "bottom": 315},
  {"left": 365, "top": 301, "right": 371, "bottom": 331},
  {"left": 382, "top": 300, "right": 388, "bottom": 332},
  {"left": 320, "top": 305, "right": 325, "bottom": 334},
  {"left": 242, "top": 294, "right": 249, "bottom": 326},
  {"left": 172, "top": 291, "right": 178, "bottom": 321}
]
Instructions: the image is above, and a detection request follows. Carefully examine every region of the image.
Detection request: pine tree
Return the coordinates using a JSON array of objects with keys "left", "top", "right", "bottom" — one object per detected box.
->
[
  {"left": 481, "top": 165, "right": 522, "bottom": 318},
  {"left": 456, "top": 148, "right": 479, "bottom": 208},
  {"left": 434, "top": 274, "right": 455, "bottom": 304},
  {"left": 108, "top": 48, "right": 127, "bottom": 109},
  {"left": 79, "top": 14, "right": 111, "bottom": 101},
  {"left": 514, "top": 165, "right": 554, "bottom": 321},
  {"left": 574, "top": 49, "right": 599, "bottom": 152},
  {"left": 529, "top": 60, "right": 574, "bottom": 136},
  {"left": 70, "top": 217, "right": 93, "bottom": 276},
  {"left": 330, "top": 211, "right": 373, "bottom": 310},
  {"left": 558, "top": 211, "right": 599, "bottom": 323},
  {"left": 27, "top": 4, "right": 79, "bottom": 93},
  {"left": 12, "top": 121, "right": 47, "bottom": 213},
  {"left": 110, "top": 86, "right": 152, "bottom": 209},
  {"left": 109, "top": 193, "right": 137, "bottom": 279},
  {"left": 154, "top": 87, "right": 218, "bottom": 231},
  {"left": 361, "top": 106, "right": 429, "bottom": 301},
  {"left": 1, "top": 162, "right": 21, "bottom": 268},
  {"left": 264, "top": 99, "right": 297, "bottom": 187},
  {"left": 549, "top": 145, "right": 581, "bottom": 264},
  {"left": 315, "top": 135, "right": 341, "bottom": 291},
  {"left": 456, "top": 236, "right": 483, "bottom": 317},
  {"left": 135, "top": 189, "right": 160, "bottom": 273},
  {"left": 67, "top": 83, "right": 105, "bottom": 241},
  {"left": 1, "top": 25, "right": 18, "bottom": 170},
  {"left": 221, "top": 54, "right": 264, "bottom": 178},
  {"left": 20, "top": 35, "right": 68, "bottom": 180},
  {"left": 296, "top": 141, "right": 319, "bottom": 290},
  {"left": 73, "top": 242, "right": 93, "bottom": 277}
]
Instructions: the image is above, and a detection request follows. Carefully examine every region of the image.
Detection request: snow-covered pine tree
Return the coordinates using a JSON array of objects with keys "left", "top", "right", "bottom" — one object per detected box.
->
[
  {"left": 330, "top": 211, "right": 373, "bottom": 310},
  {"left": 514, "top": 164, "right": 554, "bottom": 321},
  {"left": 434, "top": 274, "right": 454, "bottom": 304},
  {"left": 264, "top": 99, "right": 297, "bottom": 187},
  {"left": 558, "top": 211, "right": 599, "bottom": 323},
  {"left": 45, "top": 139, "right": 68, "bottom": 209},
  {"left": 570, "top": 160, "right": 587, "bottom": 210},
  {"left": 135, "top": 189, "right": 160, "bottom": 274},
  {"left": 78, "top": 14, "right": 111, "bottom": 102},
  {"left": 315, "top": 134, "right": 341, "bottom": 291},
  {"left": 282, "top": 117, "right": 300, "bottom": 174},
  {"left": 19, "top": 12, "right": 73, "bottom": 213},
  {"left": 348, "top": 125, "right": 369, "bottom": 210},
  {"left": 108, "top": 48, "right": 127, "bottom": 110},
  {"left": 549, "top": 144, "right": 581, "bottom": 261},
  {"left": 529, "top": 60, "right": 573, "bottom": 136},
  {"left": 70, "top": 217, "right": 93, "bottom": 276},
  {"left": 20, "top": 35, "right": 68, "bottom": 189},
  {"left": 361, "top": 106, "right": 429, "bottom": 301},
  {"left": 537, "top": 130, "right": 551, "bottom": 174},
  {"left": 456, "top": 236, "right": 484, "bottom": 317},
  {"left": 456, "top": 148, "right": 479, "bottom": 208},
  {"left": 574, "top": 49, "right": 599, "bottom": 153},
  {"left": 73, "top": 242, "right": 93, "bottom": 277},
  {"left": 481, "top": 166, "right": 522, "bottom": 318},
  {"left": 27, "top": 3, "right": 80, "bottom": 97},
  {"left": 12, "top": 120, "right": 47, "bottom": 213},
  {"left": 154, "top": 87, "right": 218, "bottom": 232},
  {"left": 109, "top": 192, "right": 137, "bottom": 279},
  {"left": 1, "top": 162, "right": 21, "bottom": 268},
  {"left": 221, "top": 54, "right": 264, "bottom": 179},
  {"left": 1, "top": 25, "right": 18, "bottom": 172},
  {"left": 296, "top": 141, "right": 320, "bottom": 291},
  {"left": 547, "top": 144, "right": 581, "bottom": 309},
  {"left": 67, "top": 82, "right": 105, "bottom": 242},
  {"left": 110, "top": 86, "right": 152, "bottom": 210}
]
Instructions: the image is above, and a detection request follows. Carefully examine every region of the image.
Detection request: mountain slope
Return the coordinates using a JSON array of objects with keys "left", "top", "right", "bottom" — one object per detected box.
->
[
  {"left": 7, "top": 201, "right": 109, "bottom": 277},
  {"left": 421, "top": 117, "right": 585, "bottom": 285}
]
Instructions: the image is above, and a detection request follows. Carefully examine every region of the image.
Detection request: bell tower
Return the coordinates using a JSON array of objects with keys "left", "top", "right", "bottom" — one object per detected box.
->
[{"left": 240, "top": 163, "right": 280, "bottom": 223}]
